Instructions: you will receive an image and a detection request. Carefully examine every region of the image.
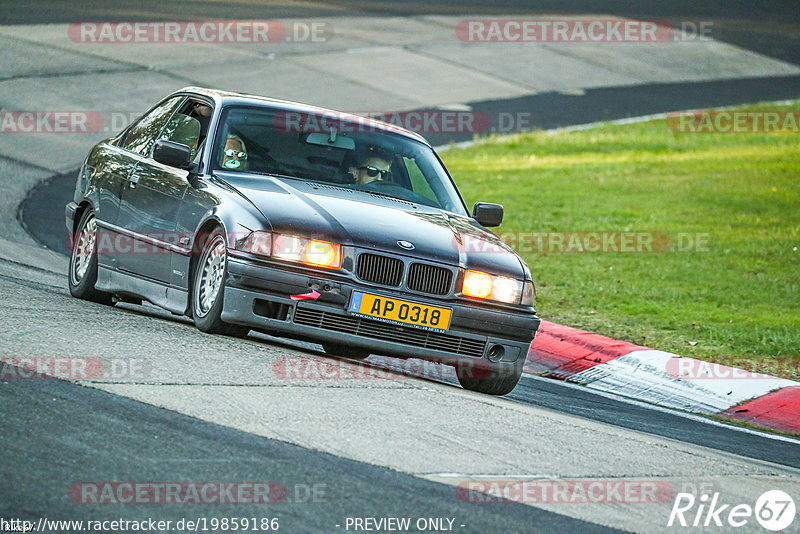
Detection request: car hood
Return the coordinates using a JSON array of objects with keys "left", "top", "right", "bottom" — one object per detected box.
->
[{"left": 218, "top": 173, "right": 526, "bottom": 279}]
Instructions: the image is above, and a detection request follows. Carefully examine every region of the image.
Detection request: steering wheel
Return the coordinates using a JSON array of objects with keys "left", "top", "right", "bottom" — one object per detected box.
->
[{"left": 363, "top": 179, "right": 401, "bottom": 190}]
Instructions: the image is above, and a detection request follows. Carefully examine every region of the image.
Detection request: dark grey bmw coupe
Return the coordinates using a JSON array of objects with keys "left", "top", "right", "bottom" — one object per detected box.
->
[{"left": 66, "top": 87, "right": 540, "bottom": 395}]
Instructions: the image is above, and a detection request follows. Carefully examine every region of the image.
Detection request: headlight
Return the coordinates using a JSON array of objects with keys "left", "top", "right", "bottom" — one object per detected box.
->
[
  {"left": 237, "top": 231, "right": 342, "bottom": 270},
  {"left": 461, "top": 269, "right": 524, "bottom": 304},
  {"left": 237, "top": 231, "right": 272, "bottom": 256},
  {"left": 521, "top": 280, "right": 535, "bottom": 307}
]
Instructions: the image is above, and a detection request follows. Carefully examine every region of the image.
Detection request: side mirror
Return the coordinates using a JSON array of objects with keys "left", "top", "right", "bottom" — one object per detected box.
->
[
  {"left": 153, "top": 139, "right": 193, "bottom": 170},
  {"left": 473, "top": 202, "right": 504, "bottom": 227}
]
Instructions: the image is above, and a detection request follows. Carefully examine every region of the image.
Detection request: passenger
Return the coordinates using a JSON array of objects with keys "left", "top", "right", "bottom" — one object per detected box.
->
[{"left": 223, "top": 134, "right": 248, "bottom": 171}]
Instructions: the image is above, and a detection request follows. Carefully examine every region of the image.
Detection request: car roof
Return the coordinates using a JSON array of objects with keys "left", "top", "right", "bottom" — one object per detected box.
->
[{"left": 172, "top": 86, "right": 431, "bottom": 146}]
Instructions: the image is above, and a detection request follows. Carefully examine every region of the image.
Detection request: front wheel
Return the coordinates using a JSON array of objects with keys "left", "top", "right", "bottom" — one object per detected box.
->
[
  {"left": 191, "top": 228, "right": 249, "bottom": 338},
  {"left": 457, "top": 363, "right": 523, "bottom": 396},
  {"left": 68, "top": 208, "right": 112, "bottom": 305}
]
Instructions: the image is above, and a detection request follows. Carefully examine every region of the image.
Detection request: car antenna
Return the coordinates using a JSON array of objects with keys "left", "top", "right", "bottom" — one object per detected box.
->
[{"left": 328, "top": 126, "right": 337, "bottom": 143}]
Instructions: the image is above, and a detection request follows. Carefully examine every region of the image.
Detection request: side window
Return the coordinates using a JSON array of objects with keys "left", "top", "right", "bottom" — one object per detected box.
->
[
  {"left": 159, "top": 100, "right": 213, "bottom": 159},
  {"left": 119, "top": 97, "right": 183, "bottom": 156}
]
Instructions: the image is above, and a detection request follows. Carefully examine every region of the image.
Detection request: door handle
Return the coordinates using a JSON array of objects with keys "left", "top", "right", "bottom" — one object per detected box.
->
[{"left": 129, "top": 174, "right": 140, "bottom": 189}]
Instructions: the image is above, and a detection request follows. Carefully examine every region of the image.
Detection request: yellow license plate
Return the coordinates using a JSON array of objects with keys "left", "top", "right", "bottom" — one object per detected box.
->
[{"left": 348, "top": 291, "right": 452, "bottom": 331}]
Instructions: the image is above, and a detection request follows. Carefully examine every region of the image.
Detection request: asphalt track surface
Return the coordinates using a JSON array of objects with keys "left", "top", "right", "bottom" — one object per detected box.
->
[
  {"left": 20, "top": 170, "right": 800, "bottom": 471},
  {"left": 2, "top": 0, "right": 798, "bottom": 66},
  {"left": 2, "top": 376, "right": 618, "bottom": 533},
  {"left": 3, "top": 1, "right": 800, "bottom": 533}
]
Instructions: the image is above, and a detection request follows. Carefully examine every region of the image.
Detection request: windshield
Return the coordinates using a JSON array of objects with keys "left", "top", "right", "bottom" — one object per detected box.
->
[{"left": 211, "top": 105, "right": 468, "bottom": 215}]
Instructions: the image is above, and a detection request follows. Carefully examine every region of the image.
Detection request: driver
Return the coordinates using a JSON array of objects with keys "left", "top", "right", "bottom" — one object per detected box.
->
[
  {"left": 223, "top": 134, "right": 248, "bottom": 171},
  {"left": 349, "top": 149, "right": 392, "bottom": 185}
]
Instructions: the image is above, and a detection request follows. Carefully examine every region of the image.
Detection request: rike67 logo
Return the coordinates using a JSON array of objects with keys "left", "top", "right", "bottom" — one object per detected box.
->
[{"left": 668, "top": 490, "right": 796, "bottom": 531}]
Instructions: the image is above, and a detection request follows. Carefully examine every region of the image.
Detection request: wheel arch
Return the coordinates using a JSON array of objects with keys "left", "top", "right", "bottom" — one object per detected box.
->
[
  {"left": 187, "top": 216, "right": 227, "bottom": 306},
  {"left": 69, "top": 199, "right": 98, "bottom": 252},
  {"left": 71, "top": 200, "right": 96, "bottom": 234}
]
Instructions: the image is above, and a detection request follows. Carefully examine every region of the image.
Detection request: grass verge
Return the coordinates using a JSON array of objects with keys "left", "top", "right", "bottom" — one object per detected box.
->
[{"left": 442, "top": 101, "right": 800, "bottom": 381}]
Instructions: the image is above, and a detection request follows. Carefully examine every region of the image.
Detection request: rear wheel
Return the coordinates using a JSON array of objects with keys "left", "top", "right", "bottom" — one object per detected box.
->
[
  {"left": 323, "top": 342, "right": 370, "bottom": 360},
  {"left": 68, "top": 208, "right": 112, "bottom": 305},
  {"left": 191, "top": 228, "right": 249, "bottom": 337},
  {"left": 457, "top": 363, "right": 523, "bottom": 396}
]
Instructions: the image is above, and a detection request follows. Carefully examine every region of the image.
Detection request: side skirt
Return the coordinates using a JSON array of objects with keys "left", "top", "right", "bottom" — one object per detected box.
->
[{"left": 97, "top": 265, "right": 188, "bottom": 315}]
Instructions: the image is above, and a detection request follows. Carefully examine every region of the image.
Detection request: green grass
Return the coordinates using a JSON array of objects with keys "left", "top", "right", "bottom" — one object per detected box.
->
[{"left": 441, "top": 101, "right": 800, "bottom": 380}]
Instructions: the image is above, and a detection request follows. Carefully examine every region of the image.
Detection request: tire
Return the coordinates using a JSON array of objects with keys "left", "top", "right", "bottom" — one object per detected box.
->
[
  {"left": 191, "top": 227, "right": 250, "bottom": 338},
  {"left": 68, "top": 208, "right": 112, "bottom": 305},
  {"left": 457, "top": 363, "right": 523, "bottom": 396},
  {"left": 323, "top": 343, "right": 370, "bottom": 360}
]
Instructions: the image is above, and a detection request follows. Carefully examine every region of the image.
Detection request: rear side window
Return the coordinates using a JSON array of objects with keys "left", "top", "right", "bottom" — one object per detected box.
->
[{"left": 120, "top": 96, "right": 183, "bottom": 156}]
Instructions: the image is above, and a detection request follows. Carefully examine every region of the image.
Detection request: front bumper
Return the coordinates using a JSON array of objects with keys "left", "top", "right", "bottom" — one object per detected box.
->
[{"left": 222, "top": 257, "right": 540, "bottom": 373}]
